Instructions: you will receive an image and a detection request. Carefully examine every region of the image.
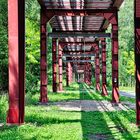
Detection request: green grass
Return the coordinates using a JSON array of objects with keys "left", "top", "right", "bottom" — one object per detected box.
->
[
  {"left": 0, "top": 83, "right": 139, "bottom": 140},
  {"left": 120, "top": 86, "right": 135, "bottom": 92}
]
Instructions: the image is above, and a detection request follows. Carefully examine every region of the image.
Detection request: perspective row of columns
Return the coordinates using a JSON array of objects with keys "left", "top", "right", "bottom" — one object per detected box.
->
[{"left": 7, "top": 0, "right": 140, "bottom": 126}]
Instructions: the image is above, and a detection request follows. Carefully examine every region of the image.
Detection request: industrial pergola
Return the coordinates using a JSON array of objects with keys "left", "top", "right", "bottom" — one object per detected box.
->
[{"left": 6, "top": 0, "right": 140, "bottom": 126}]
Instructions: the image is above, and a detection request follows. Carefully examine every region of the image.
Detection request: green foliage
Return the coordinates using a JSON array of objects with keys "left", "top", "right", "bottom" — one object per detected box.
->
[
  {"left": 105, "top": 0, "right": 135, "bottom": 87},
  {"left": 118, "top": 0, "right": 135, "bottom": 87},
  {"left": 0, "top": 0, "right": 8, "bottom": 90}
]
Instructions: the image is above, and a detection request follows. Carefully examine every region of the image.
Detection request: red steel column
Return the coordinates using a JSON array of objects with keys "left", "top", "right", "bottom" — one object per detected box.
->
[
  {"left": 68, "top": 62, "right": 71, "bottom": 84},
  {"left": 70, "top": 62, "right": 73, "bottom": 83},
  {"left": 66, "top": 62, "right": 69, "bottom": 86},
  {"left": 86, "top": 63, "right": 89, "bottom": 84},
  {"left": 58, "top": 43, "right": 63, "bottom": 92},
  {"left": 95, "top": 42, "right": 100, "bottom": 91},
  {"left": 84, "top": 64, "right": 87, "bottom": 83},
  {"left": 101, "top": 39, "right": 108, "bottom": 96},
  {"left": 89, "top": 63, "right": 92, "bottom": 85},
  {"left": 40, "top": 8, "right": 48, "bottom": 102},
  {"left": 135, "top": 0, "right": 140, "bottom": 126},
  {"left": 52, "top": 38, "right": 57, "bottom": 92},
  {"left": 7, "top": 0, "right": 25, "bottom": 124},
  {"left": 66, "top": 61, "right": 71, "bottom": 86},
  {"left": 111, "top": 12, "right": 119, "bottom": 103}
]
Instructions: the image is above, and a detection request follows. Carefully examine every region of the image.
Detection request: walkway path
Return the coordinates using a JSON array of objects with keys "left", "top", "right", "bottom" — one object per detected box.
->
[
  {"left": 46, "top": 84, "right": 135, "bottom": 112},
  {"left": 120, "top": 91, "right": 135, "bottom": 98},
  {"left": 50, "top": 100, "right": 134, "bottom": 112}
]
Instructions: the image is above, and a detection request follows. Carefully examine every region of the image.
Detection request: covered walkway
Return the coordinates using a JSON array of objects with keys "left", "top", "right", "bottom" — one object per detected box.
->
[{"left": 6, "top": 0, "right": 140, "bottom": 129}]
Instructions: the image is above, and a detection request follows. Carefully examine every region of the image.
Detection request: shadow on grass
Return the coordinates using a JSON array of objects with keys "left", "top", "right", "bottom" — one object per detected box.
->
[
  {"left": 78, "top": 83, "right": 114, "bottom": 140},
  {"left": 78, "top": 83, "right": 138, "bottom": 140},
  {"left": 25, "top": 113, "right": 80, "bottom": 127},
  {"left": 1, "top": 83, "right": 138, "bottom": 140}
]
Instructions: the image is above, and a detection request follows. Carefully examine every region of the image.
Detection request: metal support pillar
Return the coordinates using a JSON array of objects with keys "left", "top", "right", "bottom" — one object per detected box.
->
[
  {"left": 86, "top": 63, "right": 90, "bottom": 85},
  {"left": 52, "top": 38, "right": 57, "bottom": 92},
  {"left": 101, "top": 39, "right": 108, "bottom": 96},
  {"left": 58, "top": 43, "right": 63, "bottom": 92},
  {"left": 88, "top": 63, "right": 92, "bottom": 85},
  {"left": 95, "top": 43, "right": 100, "bottom": 91},
  {"left": 135, "top": 0, "right": 140, "bottom": 126},
  {"left": 66, "top": 62, "right": 69, "bottom": 86},
  {"left": 66, "top": 61, "right": 71, "bottom": 86},
  {"left": 111, "top": 12, "right": 119, "bottom": 103},
  {"left": 70, "top": 63, "right": 73, "bottom": 83},
  {"left": 84, "top": 64, "right": 87, "bottom": 83},
  {"left": 40, "top": 8, "right": 48, "bottom": 102},
  {"left": 7, "top": 0, "right": 25, "bottom": 124}
]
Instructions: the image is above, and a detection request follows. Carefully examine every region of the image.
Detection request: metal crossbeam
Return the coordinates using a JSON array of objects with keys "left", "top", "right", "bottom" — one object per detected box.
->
[
  {"left": 63, "top": 54, "right": 95, "bottom": 57},
  {"left": 63, "top": 60, "right": 94, "bottom": 63},
  {"left": 48, "top": 32, "right": 111, "bottom": 38},
  {"left": 46, "top": 8, "right": 118, "bottom": 16}
]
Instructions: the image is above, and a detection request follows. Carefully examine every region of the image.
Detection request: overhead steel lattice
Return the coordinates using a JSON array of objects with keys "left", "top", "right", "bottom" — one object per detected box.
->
[
  {"left": 43, "top": 0, "right": 113, "bottom": 9},
  {"left": 38, "top": 0, "right": 123, "bottom": 49}
]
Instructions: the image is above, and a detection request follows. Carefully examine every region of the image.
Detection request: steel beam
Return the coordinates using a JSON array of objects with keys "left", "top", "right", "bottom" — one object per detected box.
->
[
  {"left": 134, "top": 0, "right": 140, "bottom": 126},
  {"left": 63, "top": 54, "right": 95, "bottom": 57},
  {"left": 53, "top": 30, "right": 104, "bottom": 33},
  {"left": 58, "top": 43, "right": 63, "bottom": 92},
  {"left": 111, "top": 12, "right": 119, "bottom": 103},
  {"left": 7, "top": 0, "right": 25, "bottom": 125},
  {"left": 66, "top": 59, "right": 71, "bottom": 87},
  {"left": 85, "top": 63, "right": 92, "bottom": 85},
  {"left": 63, "top": 60, "right": 94, "bottom": 63},
  {"left": 38, "top": 0, "right": 123, "bottom": 9},
  {"left": 52, "top": 38, "right": 57, "bottom": 92},
  {"left": 101, "top": 39, "right": 108, "bottom": 96},
  {"left": 113, "top": 0, "right": 124, "bottom": 8},
  {"left": 48, "top": 32, "right": 111, "bottom": 38},
  {"left": 63, "top": 51, "right": 93, "bottom": 53},
  {"left": 95, "top": 42, "right": 100, "bottom": 91},
  {"left": 70, "top": 62, "right": 73, "bottom": 83},
  {"left": 59, "top": 42, "right": 96, "bottom": 48},
  {"left": 46, "top": 8, "right": 118, "bottom": 17},
  {"left": 40, "top": 8, "right": 48, "bottom": 103}
]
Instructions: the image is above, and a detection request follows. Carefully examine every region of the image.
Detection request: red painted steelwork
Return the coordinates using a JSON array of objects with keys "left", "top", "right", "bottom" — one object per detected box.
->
[
  {"left": 7, "top": 0, "right": 25, "bottom": 125},
  {"left": 101, "top": 39, "right": 108, "bottom": 96},
  {"left": 134, "top": 0, "right": 140, "bottom": 126},
  {"left": 111, "top": 12, "right": 119, "bottom": 103},
  {"left": 86, "top": 63, "right": 92, "bottom": 85},
  {"left": 52, "top": 38, "right": 57, "bottom": 92},
  {"left": 70, "top": 62, "right": 73, "bottom": 83},
  {"left": 66, "top": 61, "right": 71, "bottom": 87},
  {"left": 46, "top": 8, "right": 117, "bottom": 17},
  {"left": 58, "top": 43, "right": 63, "bottom": 92},
  {"left": 95, "top": 42, "right": 100, "bottom": 91},
  {"left": 40, "top": 8, "right": 48, "bottom": 103}
]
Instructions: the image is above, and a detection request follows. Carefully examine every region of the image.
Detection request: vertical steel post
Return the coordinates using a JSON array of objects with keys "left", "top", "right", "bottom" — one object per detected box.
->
[
  {"left": 111, "top": 12, "right": 119, "bottom": 103},
  {"left": 58, "top": 43, "right": 63, "bottom": 92},
  {"left": 40, "top": 8, "right": 48, "bottom": 102},
  {"left": 66, "top": 62, "right": 69, "bottom": 86},
  {"left": 101, "top": 39, "right": 108, "bottom": 96},
  {"left": 84, "top": 64, "right": 87, "bottom": 83},
  {"left": 70, "top": 62, "right": 73, "bottom": 83},
  {"left": 7, "top": 0, "right": 25, "bottom": 124},
  {"left": 89, "top": 63, "right": 92, "bottom": 85},
  {"left": 52, "top": 38, "right": 57, "bottom": 92},
  {"left": 95, "top": 42, "right": 100, "bottom": 91},
  {"left": 66, "top": 61, "right": 71, "bottom": 87},
  {"left": 134, "top": 0, "right": 140, "bottom": 125}
]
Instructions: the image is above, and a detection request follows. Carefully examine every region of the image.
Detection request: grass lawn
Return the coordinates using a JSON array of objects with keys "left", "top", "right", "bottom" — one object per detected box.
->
[
  {"left": 0, "top": 83, "right": 139, "bottom": 140},
  {"left": 120, "top": 86, "right": 135, "bottom": 92}
]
